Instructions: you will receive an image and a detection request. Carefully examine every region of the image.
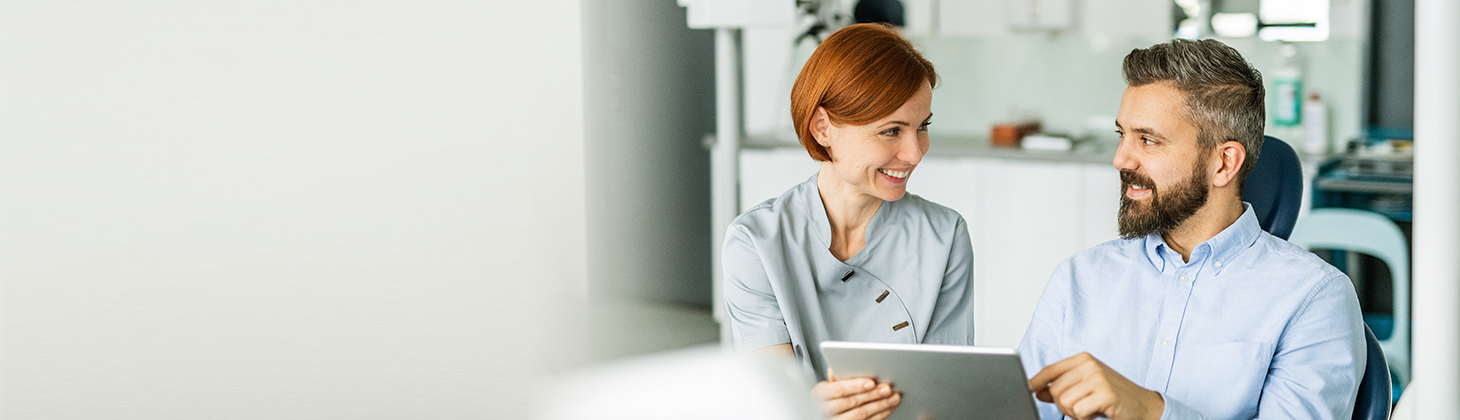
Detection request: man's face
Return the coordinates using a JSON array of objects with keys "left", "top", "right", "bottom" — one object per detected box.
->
[{"left": 1113, "top": 83, "right": 1212, "bottom": 239}]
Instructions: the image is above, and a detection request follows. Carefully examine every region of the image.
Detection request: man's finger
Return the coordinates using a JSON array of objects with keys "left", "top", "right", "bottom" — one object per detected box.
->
[
  {"left": 1034, "top": 388, "right": 1054, "bottom": 403},
  {"left": 1069, "top": 390, "right": 1112, "bottom": 420},
  {"left": 1028, "top": 354, "right": 1085, "bottom": 392}
]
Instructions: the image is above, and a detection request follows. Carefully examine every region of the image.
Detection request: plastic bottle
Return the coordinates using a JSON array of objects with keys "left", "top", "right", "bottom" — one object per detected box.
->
[
  {"left": 1303, "top": 93, "right": 1328, "bottom": 155},
  {"left": 1272, "top": 43, "right": 1303, "bottom": 127}
]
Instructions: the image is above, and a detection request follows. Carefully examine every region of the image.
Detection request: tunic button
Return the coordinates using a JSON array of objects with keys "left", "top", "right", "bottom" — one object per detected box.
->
[
  {"left": 893, "top": 321, "right": 909, "bottom": 331},
  {"left": 875, "top": 290, "right": 890, "bottom": 303},
  {"left": 841, "top": 270, "right": 856, "bottom": 282}
]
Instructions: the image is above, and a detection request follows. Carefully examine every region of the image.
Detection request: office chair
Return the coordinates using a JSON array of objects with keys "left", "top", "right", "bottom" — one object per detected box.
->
[
  {"left": 1289, "top": 208, "right": 1411, "bottom": 395},
  {"left": 1353, "top": 324, "right": 1392, "bottom": 420},
  {"left": 1240, "top": 136, "right": 1304, "bottom": 239}
]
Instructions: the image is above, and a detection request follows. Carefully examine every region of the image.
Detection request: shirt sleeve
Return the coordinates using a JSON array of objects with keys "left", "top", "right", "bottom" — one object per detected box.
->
[
  {"left": 923, "top": 217, "right": 976, "bottom": 345},
  {"left": 1019, "top": 257, "right": 1075, "bottom": 420},
  {"left": 1251, "top": 272, "right": 1366, "bottom": 420},
  {"left": 1157, "top": 394, "right": 1210, "bottom": 420},
  {"left": 722, "top": 224, "right": 793, "bottom": 352}
]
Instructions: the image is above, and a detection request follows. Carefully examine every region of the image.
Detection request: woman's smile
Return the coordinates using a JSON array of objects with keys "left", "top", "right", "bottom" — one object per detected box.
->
[{"left": 878, "top": 168, "right": 912, "bottom": 183}]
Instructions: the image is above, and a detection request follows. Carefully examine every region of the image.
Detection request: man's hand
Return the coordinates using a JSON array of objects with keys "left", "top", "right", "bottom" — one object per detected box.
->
[
  {"left": 1027, "top": 352, "right": 1164, "bottom": 420},
  {"left": 812, "top": 371, "right": 902, "bottom": 420}
]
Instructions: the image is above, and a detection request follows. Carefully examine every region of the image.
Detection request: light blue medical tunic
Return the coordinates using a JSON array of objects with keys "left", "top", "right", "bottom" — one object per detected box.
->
[{"left": 722, "top": 175, "right": 975, "bottom": 380}]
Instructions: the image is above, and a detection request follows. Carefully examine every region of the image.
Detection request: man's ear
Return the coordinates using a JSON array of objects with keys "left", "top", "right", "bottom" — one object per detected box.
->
[
  {"left": 1211, "top": 141, "right": 1246, "bottom": 188},
  {"left": 811, "top": 107, "right": 833, "bottom": 147}
]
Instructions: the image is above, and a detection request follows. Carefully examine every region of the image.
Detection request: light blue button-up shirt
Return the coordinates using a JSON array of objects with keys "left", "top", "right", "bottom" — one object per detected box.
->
[{"left": 1019, "top": 204, "right": 1365, "bottom": 420}]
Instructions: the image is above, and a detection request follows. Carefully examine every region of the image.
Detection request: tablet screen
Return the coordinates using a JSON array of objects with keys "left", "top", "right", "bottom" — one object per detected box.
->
[{"left": 820, "top": 341, "right": 1040, "bottom": 420}]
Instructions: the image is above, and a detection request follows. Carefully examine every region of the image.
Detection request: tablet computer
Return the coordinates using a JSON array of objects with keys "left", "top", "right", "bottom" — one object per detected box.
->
[{"left": 820, "top": 341, "right": 1040, "bottom": 420}]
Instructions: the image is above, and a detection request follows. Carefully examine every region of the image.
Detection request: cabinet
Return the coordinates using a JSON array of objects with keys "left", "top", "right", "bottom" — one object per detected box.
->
[
  {"left": 937, "top": 0, "right": 1171, "bottom": 38},
  {"left": 739, "top": 147, "right": 1119, "bottom": 348}
]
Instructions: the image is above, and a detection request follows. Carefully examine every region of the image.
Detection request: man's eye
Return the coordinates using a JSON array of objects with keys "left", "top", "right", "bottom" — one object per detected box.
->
[{"left": 1143, "top": 137, "right": 1157, "bottom": 145}]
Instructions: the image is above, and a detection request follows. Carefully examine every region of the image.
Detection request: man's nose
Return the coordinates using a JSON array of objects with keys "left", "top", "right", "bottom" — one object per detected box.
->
[{"left": 1113, "top": 138, "right": 1138, "bottom": 171}]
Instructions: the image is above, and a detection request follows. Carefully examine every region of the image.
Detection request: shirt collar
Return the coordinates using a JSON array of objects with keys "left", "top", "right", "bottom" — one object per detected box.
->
[
  {"left": 803, "top": 174, "right": 832, "bottom": 247},
  {"left": 802, "top": 173, "right": 890, "bottom": 254},
  {"left": 1141, "top": 203, "right": 1263, "bottom": 275}
]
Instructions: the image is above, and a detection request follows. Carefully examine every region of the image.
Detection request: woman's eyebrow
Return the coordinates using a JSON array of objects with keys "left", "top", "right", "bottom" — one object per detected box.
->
[{"left": 886, "top": 113, "right": 935, "bottom": 126}]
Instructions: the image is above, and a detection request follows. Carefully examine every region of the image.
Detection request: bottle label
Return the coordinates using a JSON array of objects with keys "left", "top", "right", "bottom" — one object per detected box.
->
[{"left": 1274, "top": 79, "right": 1302, "bottom": 126}]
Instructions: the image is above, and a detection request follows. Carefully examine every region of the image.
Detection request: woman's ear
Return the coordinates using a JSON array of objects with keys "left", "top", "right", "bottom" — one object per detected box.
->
[
  {"left": 1211, "top": 141, "right": 1246, "bottom": 188},
  {"left": 811, "top": 107, "right": 833, "bottom": 147}
]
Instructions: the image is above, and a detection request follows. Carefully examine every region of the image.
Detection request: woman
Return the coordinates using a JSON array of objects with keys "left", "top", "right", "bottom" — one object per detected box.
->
[{"left": 722, "top": 23, "right": 974, "bottom": 420}]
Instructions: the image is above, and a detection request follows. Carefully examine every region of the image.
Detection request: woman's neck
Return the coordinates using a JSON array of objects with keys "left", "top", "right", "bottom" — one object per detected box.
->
[{"left": 817, "top": 164, "right": 883, "bottom": 260}]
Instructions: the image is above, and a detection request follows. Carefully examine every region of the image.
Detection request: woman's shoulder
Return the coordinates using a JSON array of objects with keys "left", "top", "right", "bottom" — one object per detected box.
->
[
  {"left": 729, "top": 178, "right": 815, "bottom": 233},
  {"left": 892, "top": 192, "right": 966, "bottom": 228}
]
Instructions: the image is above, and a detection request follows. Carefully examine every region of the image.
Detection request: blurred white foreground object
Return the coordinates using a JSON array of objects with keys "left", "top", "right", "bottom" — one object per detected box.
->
[{"left": 535, "top": 346, "right": 820, "bottom": 420}]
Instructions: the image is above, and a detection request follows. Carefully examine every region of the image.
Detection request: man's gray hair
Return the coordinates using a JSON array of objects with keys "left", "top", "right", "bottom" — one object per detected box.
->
[{"left": 1123, "top": 38, "right": 1265, "bottom": 187}]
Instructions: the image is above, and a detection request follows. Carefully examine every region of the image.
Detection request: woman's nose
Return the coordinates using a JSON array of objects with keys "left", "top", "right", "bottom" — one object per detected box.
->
[{"left": 900, "top": 135, "right": 927, "bottom": 164}]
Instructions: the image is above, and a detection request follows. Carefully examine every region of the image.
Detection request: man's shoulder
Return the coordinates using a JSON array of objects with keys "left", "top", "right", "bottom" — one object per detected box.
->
[
  {"left": 1246, "top": 231, "right": 1348, "bottom": 283},
  {"left": 1064, "top": 237, "right": 1146, "bottom": 266}
]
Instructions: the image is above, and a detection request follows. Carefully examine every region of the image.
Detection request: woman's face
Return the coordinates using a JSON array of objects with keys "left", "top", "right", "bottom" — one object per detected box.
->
[{"left": 817, "top": 82, "right": 933, "bottom": 202}]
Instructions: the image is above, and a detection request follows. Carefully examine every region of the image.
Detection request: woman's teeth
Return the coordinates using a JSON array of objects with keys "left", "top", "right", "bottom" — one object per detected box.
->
[{"left": 879, "top": 169, "right": 910, "bottom": 179}]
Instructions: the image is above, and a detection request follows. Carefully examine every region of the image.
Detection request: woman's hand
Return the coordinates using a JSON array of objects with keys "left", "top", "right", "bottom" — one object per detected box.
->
[{"left": 811, "top": 372, "right": 902, "bottom": 420}]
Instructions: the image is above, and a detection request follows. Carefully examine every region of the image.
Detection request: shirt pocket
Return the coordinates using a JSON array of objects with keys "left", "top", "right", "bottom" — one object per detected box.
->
[{"left": 1169, "top": 341, "right": 1275, "bottom": 419}]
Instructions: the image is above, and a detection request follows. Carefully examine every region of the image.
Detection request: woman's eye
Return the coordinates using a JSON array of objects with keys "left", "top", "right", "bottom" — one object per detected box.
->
[
  {"left": 881, "top": 128, "right": 900, "bottom": 136},
  {"left": 918, "top": 122, "right": 931, "bottom": 132}
]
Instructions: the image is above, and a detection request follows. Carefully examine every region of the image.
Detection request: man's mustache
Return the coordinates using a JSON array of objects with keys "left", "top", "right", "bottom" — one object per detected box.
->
[{"left": 1119, "top": 170, "right": 1156, "bottom": 194}]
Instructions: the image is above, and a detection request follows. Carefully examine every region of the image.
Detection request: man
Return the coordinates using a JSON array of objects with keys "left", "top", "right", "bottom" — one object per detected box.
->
[{"left": 1019, "top": 39, "right": 1365, "bottom": 420}]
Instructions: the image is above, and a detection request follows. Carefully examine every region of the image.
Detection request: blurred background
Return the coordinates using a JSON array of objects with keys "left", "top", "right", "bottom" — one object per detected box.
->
[{"left": 2, "top": 0, "right": 1452, "bottom": 418}]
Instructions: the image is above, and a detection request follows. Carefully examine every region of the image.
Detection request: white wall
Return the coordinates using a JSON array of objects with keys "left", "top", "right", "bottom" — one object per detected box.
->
[{"left": 1, "top": 1, "right": 584, "bottom": 418}]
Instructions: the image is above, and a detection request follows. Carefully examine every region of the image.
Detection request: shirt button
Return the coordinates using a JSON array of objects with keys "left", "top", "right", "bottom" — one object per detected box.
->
[
  {"left": 1214, "top": 260, "right": 1223, "bottom": 268},
  {"left": 1161, "top": 339, "right": 1171, "bottom": 347},
  {"left": 1179, "top": 274, "right": 1189, "bottom": 283}
]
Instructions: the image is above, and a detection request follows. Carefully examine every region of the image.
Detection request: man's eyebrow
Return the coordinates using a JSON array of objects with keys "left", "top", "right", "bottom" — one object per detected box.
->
[
  {"left": 1116, "top": 121, "right": 1164, "bottom": 138},
  {"left": 1128, "top": 126, "right": 1162, "bottom": 137}
]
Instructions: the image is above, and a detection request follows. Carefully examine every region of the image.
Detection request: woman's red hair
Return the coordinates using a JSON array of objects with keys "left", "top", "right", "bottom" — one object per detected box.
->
[{"left": 790, "top": 23, "right": 938, "bottom": 161}]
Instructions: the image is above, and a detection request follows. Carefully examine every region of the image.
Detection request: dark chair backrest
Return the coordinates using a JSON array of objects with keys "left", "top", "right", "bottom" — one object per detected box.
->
[
  {"left": 1240, "top": 136, "right": 1304, "bottom": 240},
  {"left": 1354, "top": 323, "right": 1392, "bottom": 420}
]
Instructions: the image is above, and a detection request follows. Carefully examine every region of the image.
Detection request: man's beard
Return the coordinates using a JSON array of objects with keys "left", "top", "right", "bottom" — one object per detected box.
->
[{"left": 1117, "top": 163, "right": 1210, "bottom": 240}]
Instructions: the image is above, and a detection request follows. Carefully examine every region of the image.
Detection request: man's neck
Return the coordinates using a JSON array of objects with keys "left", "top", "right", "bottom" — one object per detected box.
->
[{"left": 1160, "top": 196, "right": 1245, "bottom": 263}]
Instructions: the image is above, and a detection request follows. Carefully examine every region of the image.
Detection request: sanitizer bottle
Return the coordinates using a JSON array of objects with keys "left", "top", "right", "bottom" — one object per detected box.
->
[
  {"left": 1272, "top": 43, "right": 1303, "bottom": 127},
  {"left": 1303, "top": 93, "right": 1328, "bottom": 155}
]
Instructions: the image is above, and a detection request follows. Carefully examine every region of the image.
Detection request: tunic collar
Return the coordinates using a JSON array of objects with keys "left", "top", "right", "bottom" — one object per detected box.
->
[{"left": 802, "top": 174, "right": 890, "bottom": 265}]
